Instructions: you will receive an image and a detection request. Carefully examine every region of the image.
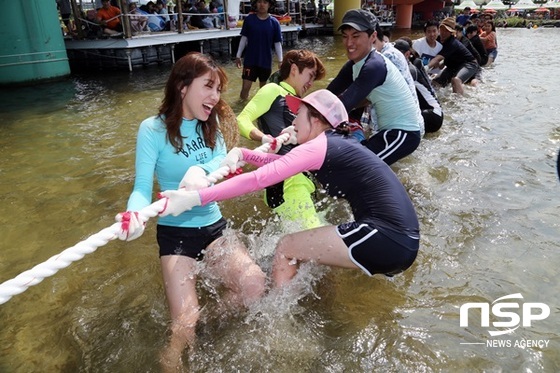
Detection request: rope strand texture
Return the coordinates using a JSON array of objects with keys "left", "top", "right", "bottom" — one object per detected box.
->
[{"left": 0, "top": 132, "right": 292, "bottom": 305}]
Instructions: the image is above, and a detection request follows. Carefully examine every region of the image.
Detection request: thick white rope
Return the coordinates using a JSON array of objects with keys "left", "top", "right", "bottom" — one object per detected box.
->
[{"left": 0, "top": 133, "right": 291, "bottom": 305}]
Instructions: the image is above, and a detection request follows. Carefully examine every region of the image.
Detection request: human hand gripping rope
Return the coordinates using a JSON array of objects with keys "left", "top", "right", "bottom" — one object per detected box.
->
[
  {"left": 158, "top": 129, "right": 296, "bottom": 217},
  {"left": 0, "top": 130, "right": 296, "bottom": 305}
]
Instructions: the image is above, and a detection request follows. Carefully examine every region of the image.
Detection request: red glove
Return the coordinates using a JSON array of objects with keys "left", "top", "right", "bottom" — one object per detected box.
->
[
  {"left": 261, "top": 134, "right": 280, "bottom": 153},
  {"left": 115, "top": 211, "right": 146, "bottom": 241}
]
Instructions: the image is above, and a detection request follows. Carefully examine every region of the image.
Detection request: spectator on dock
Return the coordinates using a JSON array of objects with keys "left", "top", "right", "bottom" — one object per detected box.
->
[
  {"left": 56, "top": 0, "right": 72, "bottom": 32},
  {"left": 140, "top": 1, "right": 156, "bottom": 13},
  {"left": 96, "top": 0, "right": 123, "bottom": 35},
  {"left": 316, "top": 10, "right": 332, "bottom": 26},
  {"left": 235, "top": 0, "right": 283, "bottom": 100},
  {"left": 83, "top": 9, "right": 103, "bottom": 39},
  {"left": 128, "top": 2, "right": 149, "bottom": 34},
  {"left": 155, "top": 0, "right": 171, "bottom": 30},
  {"left": 189, "top": 0, "right": 215, "bottom": 29}
]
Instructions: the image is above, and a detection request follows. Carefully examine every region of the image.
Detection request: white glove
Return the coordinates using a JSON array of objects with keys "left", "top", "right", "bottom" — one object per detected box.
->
[
  {"left": 115, "top": 211, "right": 145, "bottom": 241},
  {"left": 261, "top": 134, "right": 280, "bottom": 153},
  {"left": 280, "top": 126, "right": 298, "bottom": 145},
  {"left": 220, "top": 147, "right": 244, "bottom": 173},
  {"left": 158, "top": 190, "right": 202, "bottom": 217},
  {"left": 179, "top": 165, "right": 209, "bottom": 190}
]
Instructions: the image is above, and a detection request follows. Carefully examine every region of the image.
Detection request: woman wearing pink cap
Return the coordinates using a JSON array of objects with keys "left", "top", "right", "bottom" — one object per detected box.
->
[{"left": 160, "top": 89, "right": 420, "bottom": 286}]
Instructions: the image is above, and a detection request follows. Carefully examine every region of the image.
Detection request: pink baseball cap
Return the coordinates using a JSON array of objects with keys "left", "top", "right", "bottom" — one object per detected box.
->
[{"left": 285, "top": 89, "right": 349, "bottom": 128}]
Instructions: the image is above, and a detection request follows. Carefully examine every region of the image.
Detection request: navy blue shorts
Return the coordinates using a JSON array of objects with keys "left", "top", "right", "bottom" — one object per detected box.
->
[
  {"left": 337, "top": 221, "right": 419, "bottom": 276},
  {"left": 156, "top": 218, "right": 227, "bottom": 260},
  {"left": 242, "top": 65, "right": 272, "bottom": 83},
  {"left": 422, "top": 109, "right": 443, "bottom": 133},
  {"left": 364, "top": 129, "right": 421, "bottom": 165}
]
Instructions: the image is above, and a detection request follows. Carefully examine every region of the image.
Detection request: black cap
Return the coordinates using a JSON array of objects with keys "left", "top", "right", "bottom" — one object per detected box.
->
[
  {"left": 393, "top": 39, "right": 411, "bottom": 53},
  {"left": 338, "top": 9, "right": 378, "bottom": 32}
]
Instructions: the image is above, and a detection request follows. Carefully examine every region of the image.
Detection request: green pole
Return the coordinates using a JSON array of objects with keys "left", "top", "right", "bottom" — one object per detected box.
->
[{"left": 0, "top": 0, "right": 71, "bottom": 85}]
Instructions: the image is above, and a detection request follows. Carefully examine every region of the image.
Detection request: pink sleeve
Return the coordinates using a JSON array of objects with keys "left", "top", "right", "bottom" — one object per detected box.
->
[
  {"left": 199, "top": 133, "right": 328, "bottom": 205},
  {"left": 240, "top": 148, "right": 282, "bottom": 166}
]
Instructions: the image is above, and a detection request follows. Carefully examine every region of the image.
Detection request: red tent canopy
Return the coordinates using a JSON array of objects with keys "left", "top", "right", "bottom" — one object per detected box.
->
[{"left": 534, "top": 7, "right": 550, "bottom": 12}]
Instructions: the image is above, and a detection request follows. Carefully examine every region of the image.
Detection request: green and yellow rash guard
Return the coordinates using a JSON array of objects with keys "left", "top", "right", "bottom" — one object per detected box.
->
[
  {"left": 236, "top": 81, "right": 322, "bottom": 229},
  {"left": 237, "top": 81, "right": 296, "bottom": 155}
]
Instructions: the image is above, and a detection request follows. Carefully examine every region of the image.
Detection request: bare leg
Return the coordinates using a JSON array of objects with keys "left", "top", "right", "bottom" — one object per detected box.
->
[
  {"left": 451, "top": 77, "right": 464, "bottom": 95},
  {"left": 239, "top": 79, "right": 253, "bottom": 100},
  {"left": 431, "top": 80, "right": 442, "bottom": 90},
  {"left": 159, "top": 255, "right": 199, "bottom": 372},
  {"left": 271, "top": 225, "right": 359, "bottom": 288},
  {"left": 204, "top": 234, "right": 266, "bottom": 309}
]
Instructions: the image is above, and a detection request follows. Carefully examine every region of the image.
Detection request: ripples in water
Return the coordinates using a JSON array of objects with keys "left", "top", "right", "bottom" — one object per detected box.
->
[{"left": 0, "top": 28, "right": 559, "bottom": 372}]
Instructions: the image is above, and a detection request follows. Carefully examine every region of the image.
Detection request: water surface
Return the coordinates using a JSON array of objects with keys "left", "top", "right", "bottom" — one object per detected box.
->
[{"left": 0, "top": 28, "right": 559, "bottom": 372}]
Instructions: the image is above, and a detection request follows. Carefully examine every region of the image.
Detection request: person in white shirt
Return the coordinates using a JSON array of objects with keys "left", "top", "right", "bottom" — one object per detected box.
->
[{"left": 412, "top": 19, "right": 443, "bottom": 74}]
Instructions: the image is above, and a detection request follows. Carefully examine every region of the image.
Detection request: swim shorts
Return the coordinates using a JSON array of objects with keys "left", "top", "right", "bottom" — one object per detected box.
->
[
  {"left": 156, "top": 218, "right": 227, "bottom": 260},
  {"left": 242, "top": 65, "right": 272, "bottom": 83},
  {"left": 364, "top": 129, "right": 421, "bottom": 165},
  {"left": 422, "top": 109, "right": 444, "bottom": 133},
  {"left": 337, "top": 221, "right": 419, "bottom": 276},
  {"left": 434, "top": 61, "right": 479, "bottom": 86}
]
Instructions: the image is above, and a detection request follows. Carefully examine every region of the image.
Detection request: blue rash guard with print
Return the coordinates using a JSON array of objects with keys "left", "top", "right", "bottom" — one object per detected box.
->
[{"left": 127, "top": 115, "right": 226, "bottom": 228}]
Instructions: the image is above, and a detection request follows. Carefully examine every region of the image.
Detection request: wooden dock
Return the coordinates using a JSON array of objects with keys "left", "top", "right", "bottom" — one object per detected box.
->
[{"left": 64, "top": 24, "right": 332, "bottom": 71}]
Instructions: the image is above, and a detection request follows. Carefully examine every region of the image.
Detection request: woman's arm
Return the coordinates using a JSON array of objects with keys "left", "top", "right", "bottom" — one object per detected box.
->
[
  {"left": 127, "top": 121, "right": 159, "bottom": 211},
  {"left": 237, "top": 84, "right": 276, "bottom": 140},
  {"left": 199, "top": 134, "right": 327, "bottom": 204}
]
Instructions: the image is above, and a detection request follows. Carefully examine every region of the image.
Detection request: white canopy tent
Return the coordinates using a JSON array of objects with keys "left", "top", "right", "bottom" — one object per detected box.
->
[
  {"left": 544, "top": 0, "right": 560, "bottom": 8},
  {"left": 511, "top": 0, "right": 538, "bottom": 10},
  {"left": 455, "top": 0, "right": 478, "bottom": 10},
  {"left": 483, "top": 0, "right": 509, "bottom": 10}
]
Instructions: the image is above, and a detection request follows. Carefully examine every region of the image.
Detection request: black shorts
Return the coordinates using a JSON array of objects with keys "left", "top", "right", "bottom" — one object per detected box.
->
[
  {"left": 242, "top": 65, "right": 272, "bottom": 83},
  {"left": 422, "top": 109, "right": 444, "bottom": 133},
  {"left": 156, "top": 218, "right": 227, "bottom": 260},
  {"left": 337, "top": 221, "right": 419, "bottom": 276},
  {"left": 364, "top": 129, "right": 421, "bottom": 165},
  {"left": 434, "top": 61, "right": 479, "bottom": 86}
]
